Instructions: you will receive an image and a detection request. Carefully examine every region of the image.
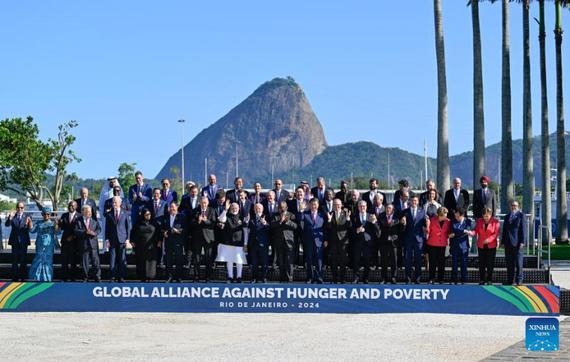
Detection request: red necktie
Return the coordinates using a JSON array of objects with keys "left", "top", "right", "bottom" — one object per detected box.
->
[
  {"left": 115, "top": 210, "right": 119, "bottom": 223},
  {"left": 155, "top": 201, "right": 159, "bottom": 214},
  {"left": 86, "top": 218, "right": 90, "bottom": 230}
]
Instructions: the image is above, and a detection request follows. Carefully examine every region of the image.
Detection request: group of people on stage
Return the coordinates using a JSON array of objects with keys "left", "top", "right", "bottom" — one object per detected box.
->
[{"left": 2, "top": 172, "right": 528, "bottom": 286}]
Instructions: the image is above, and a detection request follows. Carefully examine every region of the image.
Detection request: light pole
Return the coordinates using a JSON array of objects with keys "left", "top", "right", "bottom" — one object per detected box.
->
[{"left": 178, "top": 119, "right": 186, "bottom": 192}]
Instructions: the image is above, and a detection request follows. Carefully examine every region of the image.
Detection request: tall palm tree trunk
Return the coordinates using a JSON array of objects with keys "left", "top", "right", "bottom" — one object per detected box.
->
[
  {"left": 472, "top": 0, "right": 485, "bottom": 190},
  {"left": 555, "top": 0, "right": 568, "bottom": 243},
  {"left": 522, "top": 0, "right": 535, "bottom": 242},
  {"left": 539, "top": 0, "right": 552, "bottom": 245},
  {"left": 501, "top": 0, "right": 514, "bottom": 213},
  {"left": 434, "top": 0, "right": 450, "bottom": 193}
]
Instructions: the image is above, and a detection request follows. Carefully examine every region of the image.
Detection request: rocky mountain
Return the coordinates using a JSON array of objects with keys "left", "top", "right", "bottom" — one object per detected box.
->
[{"left": 155, "top": 77, "right": 327, "bottom": 184}]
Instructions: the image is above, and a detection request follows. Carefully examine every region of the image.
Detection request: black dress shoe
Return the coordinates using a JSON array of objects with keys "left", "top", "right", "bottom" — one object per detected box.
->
[
  {"left": 226, "top": 278, "right": 232, "bottom": 284},
  {"left": 380, "top": 280, "right": 386, "bottom": 285},
  {"left": 429, "top": 280, "right": 435, "bottom": 285},
  {"left": 230, "top": 278, "right": 236, "bottom": 283},
  {"left": 306, "top": 280, "right": 312, "bottom": 284},
  {"left": 391, "top": 278, "right": 397, "bottom": 284},
  {"left": 414, "top": 279, "right": 421, "bottom": 285},
  {"left": 405, "top": 277, "right": 412, "bottom": 285},
  {"left": 352, "top": 277, "right": 359, "bottom": 284},
  {"left": 363, "top": 280, "right": 369, "bottom": 284},
  {"left": 166, "top": 277, "right": 174, "bottom": 283},
  {"left": 251, "top": 279, "right": 257, "bottom": 284},
  {"left": 262, "top": 278, "right": 268, "bottom": 283},
  {"left": 515, "top": 281, "right": 522, "bottom": 286},
  {"left": 236, "top": 278, "right": 242, "bottom": 284},
  {"left": 118, "top": 278, "right": 125, "bottom": 283},
  {"left": 316, "top": 279, "right": 324, "bottom": 284}
]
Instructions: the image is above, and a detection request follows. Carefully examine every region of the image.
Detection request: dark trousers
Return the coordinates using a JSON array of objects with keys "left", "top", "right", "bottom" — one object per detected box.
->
[
  {"left": 330, "top": 242, "right": 348, "bottom": 283},
  {"left": 369, "top": 240, "right": 380, "bottom": 268},
  {"left": 61, "top": 241, "right": 79, "bottom": 280},
  {"left": 276, "top": 240, "right": 295, "bottom": 282},
  {"left": 478, "top": 246, "right": 496, "bottom": 283},
  {"left": 109, "top": 243, "right": 127, "bottom": 279},
  {"left": 380, "top": 243, "right": 397, "bottom": 281},
  {"left": 134, "top": 244, "right": 157, "bottom": 280},
  {"left": 250, "top": 243, "right": 269, "bottom": 281},
  {"left": 505, "top": 245, "right": 524, "bottom": 284},
  {"left": 427, "top": 245, "right": 446, "bottom": 282},
  {"left": 294, "top": 233, "right": 304, "bottom": 266},
  {"left": 450, "top": 247, "right": 469, "bottom": 282},
  {"left": 404, "top": 243, "right": 423, "bottom": 281},
  {"left": 397, "top": 245, "right": 404, "bottom": 268},
  {"left": 82, "top": 248, "right": 101, "bottom": 280},
  {"left": 11, "top": 243, "right": 27, "bottom": 280},
  {"left": 351, "top": 240, "right": 372, "bottom": 281},
  {"left": 190, "top": 242, "right": 214, "bottom": 281},
  {"left": 166, "top": 240, "right": 184, "bottom": 280},
  {"left": 304, "top": 241, "right": 324, "bottom": 282}
]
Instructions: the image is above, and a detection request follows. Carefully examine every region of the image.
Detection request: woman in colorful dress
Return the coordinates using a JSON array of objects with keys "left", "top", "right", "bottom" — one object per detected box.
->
[{"left": 29, "top": 207, "right": 58, "bottom": 282}]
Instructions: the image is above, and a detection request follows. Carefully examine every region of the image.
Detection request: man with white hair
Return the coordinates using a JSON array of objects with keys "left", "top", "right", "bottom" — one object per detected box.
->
[
  {"left": 75, "top": 204, "right": 101, "bottom": 282},
  {"left": 443, "top": 177, "right": 470, "bottom": 218},
  {"left": 105, "top": 196, "right": 130, "bottom": 282}
]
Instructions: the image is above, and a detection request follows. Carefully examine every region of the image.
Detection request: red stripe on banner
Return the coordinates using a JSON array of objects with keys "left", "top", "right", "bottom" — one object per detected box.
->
[{"left": 533, "top": 285, "right": 559, "bottom": 313}]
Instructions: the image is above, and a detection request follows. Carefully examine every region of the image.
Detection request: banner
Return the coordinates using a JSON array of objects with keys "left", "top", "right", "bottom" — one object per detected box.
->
[{"left": 0, "top": 282, "right": 560, "bottom": 316}]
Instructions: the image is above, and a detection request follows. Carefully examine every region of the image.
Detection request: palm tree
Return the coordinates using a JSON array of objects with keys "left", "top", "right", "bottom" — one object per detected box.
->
[
  {"left": 434, "top": 0, "right": 450, "bottom": 193},
  {"left": 522, "top": 0, "right": 535, "bottom": 239},
  {"left": 539, "top": 0, "right": 552, "bottom": 244},
  {"left": 500, "top": 0, "right": 514, "bottom": 212},
  {"left": 555, "top": 0, "right": 568, "bottom": 243},
  {"left": 470, "top": 0, "right": 486, "bottom": 190}
]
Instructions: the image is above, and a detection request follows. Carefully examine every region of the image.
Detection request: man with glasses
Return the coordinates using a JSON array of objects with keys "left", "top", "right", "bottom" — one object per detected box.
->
[
  {"left": 502, "top": 200, "right": 527, "bottom": 285},
  {"left": 161, "top": 178, "right": 178, "bottom": 205},
  {"left": 5, "top": 202, "right": 32, "bottom": 281},
  {"left": 272, "top": 179, "right": 289, "bottom": 203}
]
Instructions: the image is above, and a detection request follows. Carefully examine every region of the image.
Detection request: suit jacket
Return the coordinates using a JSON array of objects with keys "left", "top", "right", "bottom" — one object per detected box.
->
[
  {"left": 201, "top": 184, "right": 220, "bottom": 203},
  {"left": 237, "top": 199, "right": 252, "bottom": 219},
  {"left": 378, "top": 212, "right": 403, "bottom": 247},
  {"left": 179, "top": 194, "right": 199, "bottom": 215},
  {"left": 270, "top": 212, "right": 297, "bottom": 245},
  {"left": 393, "top": 189, "right": 416, "bottom": 204},
  {"left": 74, "top": 216, "right": 100, "bottom": 251},
  {"left": 75, "top": 198, "right": 98, "bottom": 220},
  {"left": 443, "top": 188, "right": 470, "bottom": 214},
  {"left": 148, "top": 199, "right": 167, "bottom": 219},
  {"left": 345, "top": 199, "right": 361, "bottom": 217},
  {"left": 450, "top": 217, "right": 473, "bottom": 252},
  {"left": 287, "top": 199, "right": 308, "bottom": 216},
  {"left": 273, "top": 189, "right": 290, "bottom": 204},
  {"left": 334, "top": 190, "right": 350, "bottom": 206},
  {"left": 325, "top": 210, "right": 352, "bottom": 246},
  {"left": 5, "top": 213, "right": 31, "bottom": 246},
  {"left": 128, "top": 183, "right": 153, "bottom": 217},
  {"left": 319, "top": 200, "right": 335, "bottom": 215},
  {"left": 191, "top": 207, "right": 217, "bottom": 245},
  {"left": 393, "top": 199, "right": 409, "bottom": 219},
  {"left": 226, "top": 189, "right": 249, "bottom": 203},
  {"left": 262, "top": 200, "right": 280, "bottom": 219},
  {"left": 472, "top": 188, "right": 496, "bottom": 219},
  {"left": 311, "top": 186, "right": 334, "bottom": 203},
  {"left": 426, "top": 217, "right": 451, "bottom": 247},
  {"left": 402, "top": 207, "right": 427, "bottom": 246},
  {"left": 224, "top": 213, "right": 246, "bottom": 247},
  {"left": 59, "top": 211, "right": 79, "bottom": 246},
  {"left": 248, "top": 215, "right": 270, "bottom": 247},
  {"left": 105, "top": 208, "right": 130, "bottom": 245},
  {"left": 103, "top": 197, "right": 127, "bottom": 217},
  {"left": 368, "top": 204, "right": 386, "bottom": 218},
  {"left": 161, "top": 189, "right": 178, "bottom": 205},
  {"left": 300, "top": 211, "right": 326, "bottom": 248},
  {"left": 473, "top": 217, "right": 500, "bottom": 249},
  {"left": 249, "top": 193, "right": 266, "bottom": 205},
  {"left": 160, "top": 213, "right": 187, "bottom": 245},
  {"left": 352, "top": 213, "right": 380, "bottom": 243},
  {"left": 502, "top": 211, "right": 527, "bottom": 248},
  {"left": 362, "top": 190, "right": 387, "bottom": 209}
]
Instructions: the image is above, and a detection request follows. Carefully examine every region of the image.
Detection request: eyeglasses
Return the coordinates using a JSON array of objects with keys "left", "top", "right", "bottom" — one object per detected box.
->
[{"left": 17, "top": 206, "right": 24, "bottom": 209}]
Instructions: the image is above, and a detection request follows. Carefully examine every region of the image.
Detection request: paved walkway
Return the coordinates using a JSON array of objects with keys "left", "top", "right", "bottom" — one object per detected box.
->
[
  {"left": 551, "top": 261, "right": 570, "bottom": 290},
  {"left": 483, "top": 317, "right": 569, "bottom": 361}
]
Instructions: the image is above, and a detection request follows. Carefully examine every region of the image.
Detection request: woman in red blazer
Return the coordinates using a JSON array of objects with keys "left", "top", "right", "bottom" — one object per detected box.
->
[
  {"left": 470, "top": 207, "right": 500, "bottom": 285},
  {"left": 426, "top": 207, "right": 452, "bottom": 284}
]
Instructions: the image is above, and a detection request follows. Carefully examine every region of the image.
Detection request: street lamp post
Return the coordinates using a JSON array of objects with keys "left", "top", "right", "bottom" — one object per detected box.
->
[{"left": 178, "top": 119, "right": 186, "bottom": 192}]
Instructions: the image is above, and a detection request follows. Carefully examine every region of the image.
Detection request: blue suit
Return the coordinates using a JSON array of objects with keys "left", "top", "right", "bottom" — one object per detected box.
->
[
  {"left": 502, "top": 211, "right": 527, "bottom": 284},
  {"left": 300, "top": 211, "right": 326, "bottom": 282},
  {"left": 201, "top": 184, "right": 220, "bottom": 204},
  {"left": 248, "top": 215, "right": 270, "bottom": 281},
  {"left": 161, "top": 189, "right": 178, "bottom": 206},
  {"left": 402, "top": 207, "right": 426, "bottom": 282},
  {"left": 105, "top": 209, "right": 130, "bottom": 279},
  {"left": 5, "top": 213, "right": 31, "bottom": 280},
  {"left": 128, "top": 183, "right": 152, "bottom": 223},
  {"left": 449, "top": 217, "right": 473, "bottom": 283}
]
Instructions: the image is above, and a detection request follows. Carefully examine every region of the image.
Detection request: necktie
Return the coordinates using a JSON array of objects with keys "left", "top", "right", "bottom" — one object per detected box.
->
[
  {"left": 336, "top": 212, "right": 340, "bottom": 223},
  {"left": 155, "top": 201, "right": 159, "bottom": 214},
  {"left": 115, "top": 210, "right": 119, "bottom": 223},
  {"left": 361, "top": 214, "right": 366, "bottom": 224},
  {"left": 412, "top": 208, "right": 416, "bottom": 221},
  {"left": 482, "top": 189, "right": 486, "bottom": 204},
  {"left": 312, "top": 213, "right": 316, "bottom": 223},
  {"left": 86, "top": 218, "right": 90, "bottom": 230}
]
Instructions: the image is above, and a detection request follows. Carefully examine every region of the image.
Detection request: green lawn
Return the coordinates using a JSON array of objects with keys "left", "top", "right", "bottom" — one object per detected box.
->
[{"left": 525, "top": 243, "right": 570, "bottom": 260}]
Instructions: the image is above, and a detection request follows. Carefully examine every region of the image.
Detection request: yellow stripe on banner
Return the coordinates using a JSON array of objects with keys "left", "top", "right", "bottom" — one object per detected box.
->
[
  {"left": 518, "top": 286, "right": 548, "bottom": 313},
  {"left": 0, "top": 283, "right": 24, "bottom": 308}
]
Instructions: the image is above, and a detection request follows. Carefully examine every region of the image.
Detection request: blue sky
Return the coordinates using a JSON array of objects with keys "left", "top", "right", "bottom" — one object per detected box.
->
[{"left": 1, "top": 0, "right": 568, "bottom": 180}]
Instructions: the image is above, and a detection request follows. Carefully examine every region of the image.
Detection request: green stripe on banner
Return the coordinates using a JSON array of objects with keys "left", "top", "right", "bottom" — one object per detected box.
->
[
  {"left": 3, "top": 283, "right": 36, "bottom": 308},
  {"left": 483, "top": 286, "right": 530, "bottom": 313},
  {"left": 5, "top": 283, "right": 53, "bottom": 310},
  {"left": 504, "top": 287, "right": 537, "bottom": 313}
]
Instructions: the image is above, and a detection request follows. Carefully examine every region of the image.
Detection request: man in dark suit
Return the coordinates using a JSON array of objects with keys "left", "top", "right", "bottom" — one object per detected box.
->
[
  {"left": 128, "top": 171, "right": 153, "bottom": 224},
  {"left": 249, "top": 182, "right": 265, "bottom": 205},
  {"left": 378, "top": 204, "right": 403, "bottom": 284},
  {"left": 105, "top": 196, "right": 130, "bottom": 282},
  {"left": 263, "top": 191, "right": 279, "bottom": 267},
  {"left": 161, "top": 201, "right": 186, "bottom": 282},
  {"left": 393, "top": 179, "right": 415, "bottom": 205},
  {"left": 248, "top": 203, "right": 270, "bottom": 283},
  {"left": 191, "top": 197, "right": 218, "bottom": 282},
  {"left": 270, "top": 201, "right": 297, "bottom": 282},
  {"left": 402, "top": 196, "right": 427, "bottom": 284},
  {"left": 300, "top": 198, "right": 326, "bottom": 283},
  {"left": 201, "top": 174, "right": 220, "bottom": 205},
  {"left": 288, "top": 187, "right": 308, "bottom": 267},
  {"left": 272, "top": 179, "right": 290, "bottom": 204},
  {"left": 502, "top": 200, "right": 527, "bottom": 285},
  {"left": 5, "top": 202, "right": 31, "bottom": 281},
  {"left": 325, "top": 199, "right": 352, "bottom": 283},
  {"left": 334, "top": 180, "right": 350, "bottom": 206},
  {"left": 160, "top": 178, "right": 178, "bottom": 205},
  {"left": 351, "top": 200, "right": 380, "bottom": 284},
  {"left": 443, "top": 177, "right": 470, "bottom": 217},
  {"left": 59, "top": 200, "right": 80, "bottom": 281},
  {"left": 226, "top": 177, "right": 248, "bottom": 203},
  {"left": 419, "top": 179, "right": 443, "bottom": 207},
  {"left": 319, "top": 189, "right": 335, "bottom": 215},
  {"left": 394, "top": 191, "right": 410, "bottom": 218},
  {"left": 362, "top": 178, "right": 387, "bottom": 210},
  {"left": 74, "top": 204, "right": 101, "bottom": 282},
  {"left": 237, "top": 189, "right": 252, "bottom": 219},
  {"left": 180, "top": 184, "right": 200, "bottom": 216},
  {"left": 345, "top": 190, "right": 361, "bottom": 216},
  {"left": 103, "top": 186, "right": 125, "bottom": 217},
  {"left": 75, "top": 187, "right": 98, "bottom": 220},
  {"left": 311, "top": 176, "right": 333, "bottom": 204},
  {"left": 472, "top": 175, "right": 496, "bottom": 219}
]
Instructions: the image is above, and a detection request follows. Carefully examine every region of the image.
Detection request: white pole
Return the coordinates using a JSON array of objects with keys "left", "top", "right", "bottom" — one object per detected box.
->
[
  {"left": 178, "top": 119, "right": 186, "bottom": 191},
  {"left": 204, "top": 158, "right": 208, "bottom": 187}
]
